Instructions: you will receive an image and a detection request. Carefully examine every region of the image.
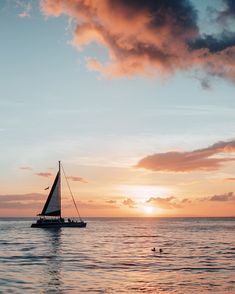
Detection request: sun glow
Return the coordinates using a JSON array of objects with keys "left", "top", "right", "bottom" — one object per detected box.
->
[
  {"left": 120, "top": 185, "right": 171, "bottom": 201},
  {"left": 143, "top": 205, "right": 154, "bottom": 214}
]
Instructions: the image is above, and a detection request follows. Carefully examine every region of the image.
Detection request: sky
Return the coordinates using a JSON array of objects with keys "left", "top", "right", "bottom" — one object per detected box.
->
[{"left": 0, "top": 0, "right": 235, "bottom": 217}]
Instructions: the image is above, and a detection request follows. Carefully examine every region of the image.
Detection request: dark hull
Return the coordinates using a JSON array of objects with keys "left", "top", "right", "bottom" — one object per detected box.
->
[{"left": 31, "top": 222, "right": 87, "bottom": 228}]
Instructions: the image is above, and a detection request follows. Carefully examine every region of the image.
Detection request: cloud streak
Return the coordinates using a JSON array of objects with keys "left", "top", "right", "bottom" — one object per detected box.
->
[
  {"left": 136, "top": 140, "right": 235, "bottom": 172},
  {"left": 20, "top": 166, "right": 33, "bottom": 171},
  {"left": 0, "top": 193, "right": 44, "bottom": 209},
  {"left": 67, "top": 176, "right": 88, "bottom": 183},
  {"left": 40, "top": 0, "right": 235, "bottom": 82},
  {"left": 35, "top": 172, "right": 53, "bottom": 178}
]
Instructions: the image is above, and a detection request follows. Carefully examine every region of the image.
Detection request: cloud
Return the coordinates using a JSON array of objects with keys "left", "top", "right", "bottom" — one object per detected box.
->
[
  {"left": 136, "top": 139, "right": 235, "bottom": 172},
  {"left": 189, "top": 31, "right": 235, "bottom": 53},
  {"left": 106, "top": 200, "right": 116, "bottom": 204},
  {"left": 0, "top": 193, "right": 44, "bottom": 209},
  {"left": 181, "top": 198, "right": 191, "bottom": 204},
  {"left": 76, "top": 200, "right": 118, "bottom": 210},
  {"left": 123, "top": 198, "right": 136, "bottom": 208},
  {"left": 19, "top": 166, "right": 33, "bottom": 171},
  {"left": 67, "top": 176, "right": 88, "bottom": 183},
  {"left": 0, "top": 193, "right": 119, "bottom": 211},
  {"left": 146, "top": 196, "right": 184, "bottom": 209},
  {"left": 35, "top": 172, "right": 53, "bottom": 178},
  {"left": 219, "top": 0, "right": 235, "bottom": 20},
  {"left": 17, "top": 1, "right": 32, "bottom": 18},
  {"left": 208, "top": 192, "right": 235, "bottom": 202},
  {"left": 40, "top": 0, "right": 235, "bottom": 82},
  {"left": 225, "top": 177, "right": 235, "bottom": 181}
]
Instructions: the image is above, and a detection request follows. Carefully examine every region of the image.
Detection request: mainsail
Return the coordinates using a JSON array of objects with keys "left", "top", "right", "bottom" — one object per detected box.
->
[{"left": 39, "top": 170, "right": 61, "bottom": 216}]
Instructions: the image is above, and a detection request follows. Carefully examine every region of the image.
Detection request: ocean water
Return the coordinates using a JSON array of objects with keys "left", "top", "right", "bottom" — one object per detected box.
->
[{"left": 0, "top": 218, "right": 235, "bottom": 293}]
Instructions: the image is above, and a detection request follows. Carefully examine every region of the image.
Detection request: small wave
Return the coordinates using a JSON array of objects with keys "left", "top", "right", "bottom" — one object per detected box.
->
[
  {"left": 123, "top": 235, "right": 159, "bottom": 238},
  {"left": 20, "top": 247, "right": 35, "bottom": 252}
]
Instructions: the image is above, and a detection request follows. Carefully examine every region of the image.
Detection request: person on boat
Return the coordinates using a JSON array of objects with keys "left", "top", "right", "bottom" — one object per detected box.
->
[
  {"left": 159, "top": 248, "right": 163, "bottom": 253},
  {"left": 151, "top": 247, "right": 156, "bottom": 252}
]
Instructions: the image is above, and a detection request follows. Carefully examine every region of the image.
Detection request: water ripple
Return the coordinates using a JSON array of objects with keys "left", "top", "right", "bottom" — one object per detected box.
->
[{"left": 0, "top": 217, "right": 234, "bottom": 293}]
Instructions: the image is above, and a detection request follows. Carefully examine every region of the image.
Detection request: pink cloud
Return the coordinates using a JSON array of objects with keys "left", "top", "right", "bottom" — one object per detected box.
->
[
  {"left": 40, "top": 0, "right": 235, "bottom": 82},
  {"left": 35, "top": 172, "right": 52, "bottom": 178},
  {"left": 136, "top": 140, "right": 235, "bottom": 172},
  {"left": 67, "top": 176, "right": 88, "bottom": 183},
  {"left": 0, "top": 193, "right": 44, "bottom": 209}
]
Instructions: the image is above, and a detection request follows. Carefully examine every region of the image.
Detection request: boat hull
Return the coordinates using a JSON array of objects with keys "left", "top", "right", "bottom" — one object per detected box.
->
[{"left": 31, "top": 221, "right": 87, "bottom": 228}]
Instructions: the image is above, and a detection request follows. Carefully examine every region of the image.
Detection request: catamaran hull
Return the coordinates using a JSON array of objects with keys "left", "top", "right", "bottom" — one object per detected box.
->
[{"left": 31, "top": 222, "right": 87, "bottom": 228}]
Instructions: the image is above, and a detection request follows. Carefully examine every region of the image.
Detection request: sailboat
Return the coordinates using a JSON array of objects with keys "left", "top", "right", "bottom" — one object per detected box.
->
[{"left": 31, "top": 161, "right": 86, "bottom": 228}]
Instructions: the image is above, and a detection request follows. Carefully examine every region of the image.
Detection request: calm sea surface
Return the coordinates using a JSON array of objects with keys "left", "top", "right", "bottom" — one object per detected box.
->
[{"left": 0, "top": 217, "right": 235, "bottom": 293}]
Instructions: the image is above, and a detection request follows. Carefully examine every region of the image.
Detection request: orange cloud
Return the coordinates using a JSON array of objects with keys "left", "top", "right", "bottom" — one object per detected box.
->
[
  {"left": 40, "top": 0, "right": 235, "bottom": 82},
  {"left": 136, "top": 140, "right": 235, "bottom": 172},
  {"left": 146, "top": 196, "right": 184, "bottom": 209},
  {"left": 106, "top": 200, "right": 116, "bottom": 204},
  {"left": 123, "top": 198, "right": 136, "bottom": 208}
]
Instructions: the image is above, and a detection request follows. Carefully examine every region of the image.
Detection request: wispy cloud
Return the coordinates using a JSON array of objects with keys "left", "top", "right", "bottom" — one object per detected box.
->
[
  {"left": 41, "top": 0, "right": 235, "bottom": 83},
  {"left": 225, "top": 177, "right": 235, "bottom": 181},
  {"left": 35, "top": 172, "right": 52, "bottom": 178},
  {"left": 75, "top": 200, "right": 119, "bottom": 210},
  {"left": 67, "top": 176, "right": 88, "bottom": 183},
  {"left": 19, "top": 166, "right": 32, "bottom": 171},
  {"left": 136, "top": 139, "right": 235, "bottom": 172},
  {"left": 16, "top": 1, "right": 32, "bottom": 18},
  {"left": 0, "top": 193, "right": 44, "bottom": 209}
]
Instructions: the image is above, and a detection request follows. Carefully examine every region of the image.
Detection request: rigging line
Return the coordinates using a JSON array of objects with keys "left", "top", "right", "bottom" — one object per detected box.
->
[{"left": 61, "top": 164, "right": 82, "bottom": 221}]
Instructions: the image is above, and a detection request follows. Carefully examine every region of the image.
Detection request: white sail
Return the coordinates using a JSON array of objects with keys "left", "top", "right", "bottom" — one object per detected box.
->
[{"left": 40, "top": 171, "right": 61, "bottom": 216}]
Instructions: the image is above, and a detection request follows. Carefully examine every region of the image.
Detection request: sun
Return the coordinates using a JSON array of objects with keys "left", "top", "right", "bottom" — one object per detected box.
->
[{"left": 143, "top": 205, "right": 154, "bottom": 214}]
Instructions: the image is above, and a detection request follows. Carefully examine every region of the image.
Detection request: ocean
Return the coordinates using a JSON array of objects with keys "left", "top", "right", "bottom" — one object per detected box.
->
[{"left": 0, "top": 217, "right": 234, "bottom": 293}]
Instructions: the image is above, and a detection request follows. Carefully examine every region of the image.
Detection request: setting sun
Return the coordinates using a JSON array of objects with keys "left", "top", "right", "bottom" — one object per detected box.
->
[{"left": 143, "top": 205, "right": 154, "bottom": 214}]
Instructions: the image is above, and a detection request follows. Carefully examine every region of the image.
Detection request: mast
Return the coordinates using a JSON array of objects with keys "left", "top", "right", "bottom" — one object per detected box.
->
[{"left": 59, "top": 160, "right": 61, "bottom": 218}]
